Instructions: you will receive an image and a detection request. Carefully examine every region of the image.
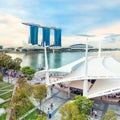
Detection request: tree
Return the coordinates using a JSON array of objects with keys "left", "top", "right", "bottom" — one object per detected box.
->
[
  {"left": 13, "top": 58, "right": 22, "bottom": 71},
  {"left": 12, "top": 88, "right": 34, "bottom": 118},
  {"left": 17, "top": 77, "right": 28, "bottom": 88},
  {"left": 102, "top": 110, "right": 117, "bottom": 120},
  {"left": 11, "top": 78, "right": 34, "bottom": 119},
  {"left": 13, "top": 57, "right": 22, "bottom": 76},
  {"left": 74, "top": 95, "right": 93, "bottom": 120},
  {"left": 0, "top": 53, "right": 22, "bottom": 77},
  {"left": 21, "top": 66, "right": 35, "bottom": 80},
  {"left": 59, "top": 101, "right": 81, "bottom": 120},
  {"left": 33, "top": 84, "right": 47, "bottom": 110},
  {"left": 17, "top": 77, "right": 33, "bottom": 96},
  {"left": 36, "top": 114, "right": 47, "bottom": 120}
]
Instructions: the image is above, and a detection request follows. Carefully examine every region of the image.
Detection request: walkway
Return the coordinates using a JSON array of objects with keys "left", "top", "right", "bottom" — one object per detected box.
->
[
  {"left": 91, "top": 101, "right": 120, "bottom": 120},
  {"left": 36, "top": 87, "right": 69, "bottom": 120},
  {"left": 43, "top": 87, "right": 120, "bottom": 120}
]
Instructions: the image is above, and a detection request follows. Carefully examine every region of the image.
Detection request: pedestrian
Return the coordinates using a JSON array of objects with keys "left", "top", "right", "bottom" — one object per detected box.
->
[
  {"left": 91, "top": 107, "right": 94, "bottom": 116},
  {"left": 48, "top": 108, "right": 51, "bottom": 119},
  {"left": 94, "top": 110, "right": 97, "bottom": 117},
  {"left": 50, "top": 103, "right": 53, "bottom": 110}
]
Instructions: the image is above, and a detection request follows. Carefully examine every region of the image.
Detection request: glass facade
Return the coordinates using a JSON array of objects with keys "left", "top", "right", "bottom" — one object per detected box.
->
[
  {"left": 30, "top": 26, "right": 38, "bottom": 45},
  {"left": 42, "top": 27, "right": 50, "bottom": 46},
  {"left": 54, "top": 29, "right": 61, "bottom": 46}
]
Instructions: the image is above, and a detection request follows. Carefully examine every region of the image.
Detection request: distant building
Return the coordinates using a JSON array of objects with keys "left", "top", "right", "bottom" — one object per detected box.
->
[
  {"left": 70, "top": 44, "right": 93, "bottom": 48},
  {"left": 0, "top": 45, "right": 3, "bottom": 49},
  {"left": 0, "top": 45, "right": 4, "bottom": 53}
]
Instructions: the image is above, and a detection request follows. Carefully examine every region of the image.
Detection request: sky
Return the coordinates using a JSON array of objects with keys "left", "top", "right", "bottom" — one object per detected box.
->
[{"left": 0, "top": 0, "right": 120, "bottom": 48}]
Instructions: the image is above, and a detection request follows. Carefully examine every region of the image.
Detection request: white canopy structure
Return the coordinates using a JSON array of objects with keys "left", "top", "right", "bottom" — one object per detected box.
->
[
  {"left": 35, "top": 40, "right": 120, "bottom": 98},
  {"left": 88, "top": 78, "right": 120, "bottom": 98},
  {"left": 36, "top": 55, "right": 120, "bottom": 98},
  {"left": 51, "top": 56, "right": 120, "bottom": 82}
]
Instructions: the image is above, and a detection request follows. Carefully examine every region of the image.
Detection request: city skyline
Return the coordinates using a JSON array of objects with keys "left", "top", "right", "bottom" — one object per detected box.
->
[{"left": 0, "top": 0, "right": 120, "bottom": 48}]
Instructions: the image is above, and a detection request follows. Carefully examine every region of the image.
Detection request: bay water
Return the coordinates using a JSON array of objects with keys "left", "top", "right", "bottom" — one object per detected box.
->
[{"left": 7, "top": 50, "right": 120, "bottom": 70}]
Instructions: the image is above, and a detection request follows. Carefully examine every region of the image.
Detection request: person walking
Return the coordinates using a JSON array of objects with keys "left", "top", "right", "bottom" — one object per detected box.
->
[
  {"left": 48, "top": 108, "right": 52, "bottom": 119},
  {"left": 50, "top": 103, "right": 53, "bottom": 110}
]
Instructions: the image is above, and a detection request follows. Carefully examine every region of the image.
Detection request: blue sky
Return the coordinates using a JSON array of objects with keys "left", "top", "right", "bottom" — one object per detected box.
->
[{"left": 0, "top": 0, "right": 120, "bottom": 48}]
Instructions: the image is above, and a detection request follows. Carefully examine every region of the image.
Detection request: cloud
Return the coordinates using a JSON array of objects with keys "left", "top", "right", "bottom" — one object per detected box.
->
[
  {"left": 0, "top": 14, "right": 120, "bottom": 49},
  {"left": 88, "top": 22, "right": 120, "bottom": 35},
  {"left": 87, "top": 22, "right": 120, "bottom": 48},
  {"left": 61, "top": 22, "right": 120, "bottom": 48},
  {"left": 0, "top": 14, "right": 28, "bottom": 47}
]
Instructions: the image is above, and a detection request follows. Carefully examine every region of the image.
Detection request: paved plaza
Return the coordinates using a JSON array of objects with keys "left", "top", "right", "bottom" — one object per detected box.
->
[
  {"left": 42, "top": 87, "right": 120, "bottom": 120},
  {"left": 42, "top": 87, "right": 69, "bottom": 120}
]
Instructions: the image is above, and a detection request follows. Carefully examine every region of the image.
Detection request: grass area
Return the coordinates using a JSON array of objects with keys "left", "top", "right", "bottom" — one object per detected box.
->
[
  {"left": 23, "top": 109, "right": 38, "bottom": 120},
  {"left": 0, "top": 81, "right": 13, "bottom": 99},
  {"left": 0, "top": 113, "right": 7, "bottom": 120},
  {"left": 0, "top": 90, "right": 8, "bottom": 94},
  {"left": 0, "top": 91, "right": 12, "bottom": 100},
  {"left": 2, "top": 85, "right": 14, "bottom": 90},
  {"left": 0, "top": 100, "right": 10, "bottom": 108},
  {"left": 0, "top": 82, "right": 11, "bottom": 88},
  {"left": 0, "top": 85, "right": 14, "bottom": 94},
  {"left": 12, "top": 101, "right": 35, "bottom": 120},
  {"left": 23, "top": 109, "right": 47, "bottom": 120}
]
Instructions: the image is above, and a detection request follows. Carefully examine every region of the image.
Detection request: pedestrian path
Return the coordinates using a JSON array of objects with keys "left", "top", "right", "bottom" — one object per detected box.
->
[
  {"left": 27, "top": 87, "right": 69, "bottom": 120},
  {"left": 91, "top": 101, "right": 120, "bottom": 120},
  {"left": 44, "top": 88, "right": 69, "bottom": 120}
]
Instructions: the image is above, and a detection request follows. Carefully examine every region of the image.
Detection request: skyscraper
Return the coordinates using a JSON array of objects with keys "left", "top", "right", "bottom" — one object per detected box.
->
[
  {"left": 42, "top": 27, "right": 50, "bottom": 46},
  {"left": 30, "top": 26, "right": 38, "bottom": 45},
  {"left": 22, "top": 22, "right": 62, "bottom": 47},
  {"left": 54, "top": 29, "right": 61, "bottom": 46}
]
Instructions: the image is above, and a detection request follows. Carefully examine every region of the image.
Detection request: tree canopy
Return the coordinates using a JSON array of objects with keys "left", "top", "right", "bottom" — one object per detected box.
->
[
  {"left": 21, "top": 66, "right": 35, "bottom": 80},
  {"left": 74, "top": 95, "right": 93, "bottom": 119},
  {"left": 59, "top": 101, "right": 81, "bottom": 120},
  {"left": 33, "top": 84, "right": 47, "bottom": 110},
  {"left": 59, "top": 95, "right": 93, "bottom": 120},
  {"left": 12, "top": 88, "right": 34, "bottom": 118},
  {"left": 36, "top": 114, "right": 47, "bottom": 120},
  {"left": 17, "top": 77, "right": 33, "bottom": 96},
  {"left": 11, "top": 77, "right": 34, "bottom": 119},
  {"left": 0, "top": 53, "right": 22, "bottom": 75},
  {"left": 102, "top": 110, "right": 117, "bottom": 120}
]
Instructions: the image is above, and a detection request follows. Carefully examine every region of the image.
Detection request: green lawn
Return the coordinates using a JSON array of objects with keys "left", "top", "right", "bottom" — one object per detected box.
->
[
  {"left": 23, "top": 109, "right": 47, "bottom": 120},
  {"left": 23, "top": 109, "right": 38, "bottom": 120},
  {"left": 0, "top": 81, "right": 13, "bottom": 99},
  {"left": 0, "top": 91, "right": 12, "bottom": 100},
  {"left": 0, "top": 90, "right": 8, "bottom": 94},
  {"left": 12, "top": 101, "right": 35, "bottom": 120},
  {"left": 0, "top": 100, "right": 10, "bottom": 108},
  {"left": 1, "top": 85, "right": 14, "bottom": 90},
  {"left": 0, "top": 113, "right": 7, "bottom": 120},
  {"left": 0, "top": 82, "right": 11, "bottom": 88}
]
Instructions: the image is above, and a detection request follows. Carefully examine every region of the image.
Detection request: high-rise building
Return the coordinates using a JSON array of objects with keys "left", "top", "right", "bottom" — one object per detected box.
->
[
  {"left": 42, "top": 27, "right": 50, "bottom": 46},
  {"left": 30, "top": 26, "right": 38, "bottom": 45},
  {"left": 54, "top": 29, "right": 61, "bottom": 46},
  {"left": 22, "top": 23, "right": 62, "bottom": 47}
]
